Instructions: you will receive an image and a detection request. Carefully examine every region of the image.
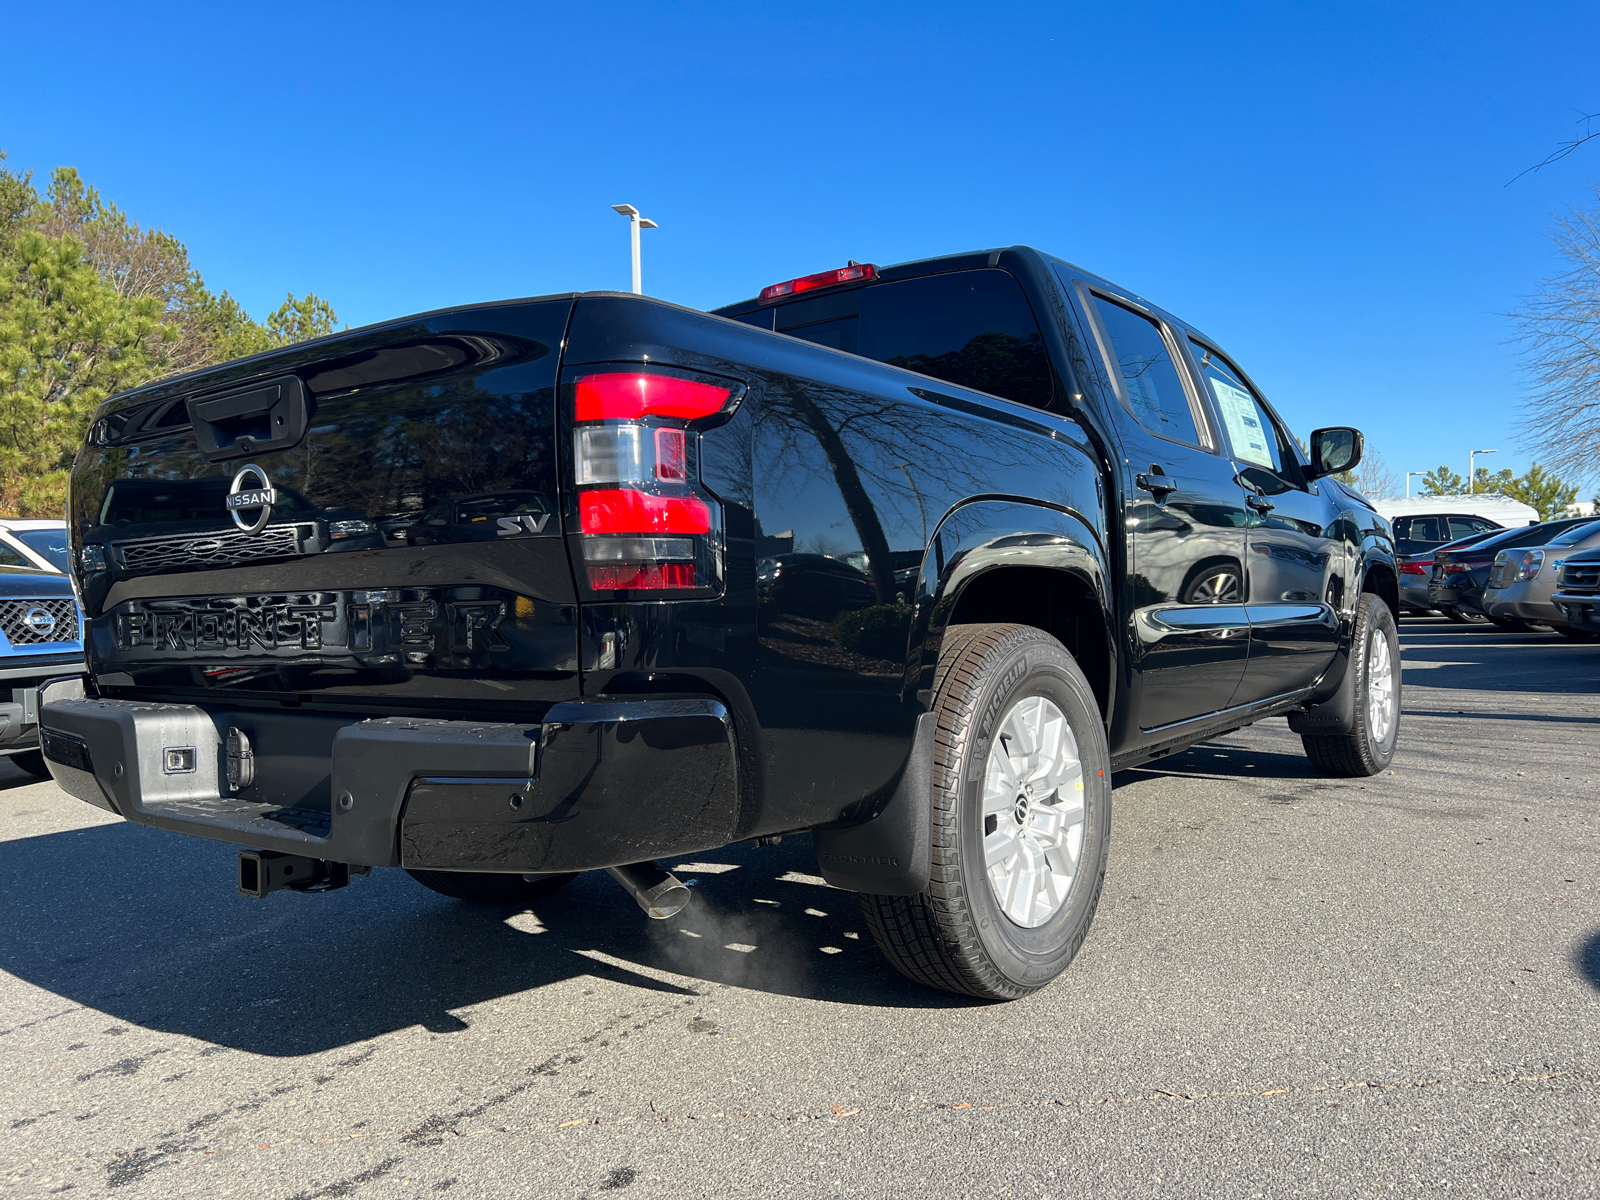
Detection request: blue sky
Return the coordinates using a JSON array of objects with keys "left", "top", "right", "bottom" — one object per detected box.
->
[{"left": 6, "top": 1, "right": 1599, "bottom": 492}]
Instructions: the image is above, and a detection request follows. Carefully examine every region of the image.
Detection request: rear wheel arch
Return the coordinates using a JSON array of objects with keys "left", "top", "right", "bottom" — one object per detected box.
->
[{"left": 941, "top": 564, "right": 1112, "bottom": 722}]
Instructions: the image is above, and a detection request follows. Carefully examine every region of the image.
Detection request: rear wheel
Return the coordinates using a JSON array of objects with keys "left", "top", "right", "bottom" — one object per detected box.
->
[
  {"left": 1302, "top": 594, "right": 1400, "bottom": 777},
  {"left": 1557, "top": 625, "right": 1598, "bottom": 641},
  {"left": 7, "top": 751, "right": 49, "bottom": 778},
  {"left": 859, "top": 623, "right": 1112, "bottom": 1001},
  {"left": 406, "top": 869, "right": 577, "bottom": 905}
]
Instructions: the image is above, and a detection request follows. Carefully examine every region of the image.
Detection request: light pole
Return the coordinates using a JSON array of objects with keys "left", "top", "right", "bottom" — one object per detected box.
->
[
  {"left": 1468, "top": 448, "right": 1497, "bottom": 494},
  {"left": 611, "top": 204, "right": 658, "bottom": 295},
  {"left": 1405, "top": 471, "right": 1427, "bottom": 498}
]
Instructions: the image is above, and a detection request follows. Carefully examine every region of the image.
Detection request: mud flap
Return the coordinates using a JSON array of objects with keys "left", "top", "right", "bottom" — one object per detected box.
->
[
  {"left": 1287, "top": 646, "right": 1355, "bottom": 736},
  {"left": 813, "top": 712, "right": 936, "bottom": 896}
]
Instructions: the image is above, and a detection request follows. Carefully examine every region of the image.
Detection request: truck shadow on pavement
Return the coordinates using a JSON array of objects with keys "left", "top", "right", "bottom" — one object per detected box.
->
[
  {"left": 0, "top": 821, "right": 970, "bottom": 1057},
  {"left": 1579, "top": 931, "right": 1600, "bottom": 994},
  {"left": 1114, "top": 739, "right": 1325, "bottom": 784}
]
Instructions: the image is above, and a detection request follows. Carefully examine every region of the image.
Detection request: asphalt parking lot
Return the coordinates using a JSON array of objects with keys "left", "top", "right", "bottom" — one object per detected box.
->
[{"left": 1, "top": 616, "right": 1596, "bottom": 1199}]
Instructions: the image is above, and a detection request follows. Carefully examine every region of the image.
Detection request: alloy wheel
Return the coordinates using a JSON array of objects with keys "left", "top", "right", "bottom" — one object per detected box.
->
[
  {"left": 1366, "top": 627, "right": 1396, "bottom": 745},
  {"left": 981, "top": 695, "right": 1086, "bottom": 928}
]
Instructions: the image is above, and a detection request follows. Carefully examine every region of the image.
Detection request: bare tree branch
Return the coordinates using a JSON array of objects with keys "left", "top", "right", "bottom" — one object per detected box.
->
[
  {"left": 1509, "top": 186, "right": 1600, "bottom": 483},
  {"left": 1506, "top": 109, "right": 1600, "bottom": 186}
]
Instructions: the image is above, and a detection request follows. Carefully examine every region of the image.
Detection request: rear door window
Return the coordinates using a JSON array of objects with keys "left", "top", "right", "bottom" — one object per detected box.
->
[
  {"left": 1086, "top": 295, "right": 1202, "bottom": 445},
  {"left": 1449, "top": 516, "right": 1493, "bottom": 539}
]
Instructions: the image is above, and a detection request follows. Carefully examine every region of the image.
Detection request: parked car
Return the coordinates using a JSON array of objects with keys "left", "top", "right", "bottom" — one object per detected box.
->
[
  {"left": 41, "top": 246, "right": 1400, "bottom": 1001},
  {"left": 758, "top": 553, "right": 875, "bottom": 620},
  {"left": 1398, "top": 529, "right": 1501, "bottom": 617},
  {"left": 0, "top": 519, "right": 71, "bottom": 574},
  {"left": 1429, "top": 517, "right": 1594, "bottom": 625},
  {"left": 1480, "top": 518, "right": 1600, "bottom": 635},
  {"left": 0, "top": 564, "right": 86, "bottom": 776},
  {"left": 1552, "top": 547, "right": 1600, "bottom": 635}
]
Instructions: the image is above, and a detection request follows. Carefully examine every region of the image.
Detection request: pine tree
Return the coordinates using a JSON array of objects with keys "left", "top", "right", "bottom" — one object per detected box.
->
[
  {"left": 0, "top": 151, "right": 340, "bottom": 514},
  {"left": 1420, "top": 465, "right": 1466, "bottom": 496}
]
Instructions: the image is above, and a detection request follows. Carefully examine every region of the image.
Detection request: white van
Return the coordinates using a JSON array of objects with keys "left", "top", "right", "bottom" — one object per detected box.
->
[{"left": 1376, "top": 493, "right": 1539, "bottom": 529}]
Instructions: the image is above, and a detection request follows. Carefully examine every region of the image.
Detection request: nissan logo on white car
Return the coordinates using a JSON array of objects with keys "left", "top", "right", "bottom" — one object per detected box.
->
[
  {"left": 225, "top": 464, "right": 276, "bottom": 533},
  {"left": 22, "top": 607, "right": 55, "bottom": 637}
]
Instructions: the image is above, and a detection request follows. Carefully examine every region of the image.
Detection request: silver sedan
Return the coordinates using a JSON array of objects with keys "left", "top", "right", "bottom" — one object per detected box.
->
[{"left": 1481, "top": 518, "right": 1600, "bottom": 634}]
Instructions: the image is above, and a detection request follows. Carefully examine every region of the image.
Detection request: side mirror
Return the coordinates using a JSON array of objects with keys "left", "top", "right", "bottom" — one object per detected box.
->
[{"left": 1307, "top": 427, "right": 1363, "bottom": 481}]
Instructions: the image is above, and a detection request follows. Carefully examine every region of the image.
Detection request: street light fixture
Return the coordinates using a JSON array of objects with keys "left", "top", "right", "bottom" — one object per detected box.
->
[
  {"left": 1405, "top": 471, "right": 1427, "bottom": 498},
  {"left": 1468, "top": 449, "right": 1497, "bottom": 494},
  {"left": 611, "top": 204, "right": 659, "bottom": 295}
]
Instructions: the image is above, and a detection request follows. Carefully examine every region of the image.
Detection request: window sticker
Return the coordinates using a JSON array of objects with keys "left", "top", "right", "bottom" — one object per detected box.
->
[{"left": 1209, "top": 377, "right": 1274, "bottom": 468}]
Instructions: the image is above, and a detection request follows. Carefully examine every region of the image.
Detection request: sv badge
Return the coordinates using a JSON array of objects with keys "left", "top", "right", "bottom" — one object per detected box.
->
[{"left": 496, "top": 514, "right": 553, "bottom": 536}]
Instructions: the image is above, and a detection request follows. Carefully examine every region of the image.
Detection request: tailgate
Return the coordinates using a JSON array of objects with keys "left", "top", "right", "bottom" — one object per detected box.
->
[{"left": 70, "top": 298, "right": 580, "bottom": 711}]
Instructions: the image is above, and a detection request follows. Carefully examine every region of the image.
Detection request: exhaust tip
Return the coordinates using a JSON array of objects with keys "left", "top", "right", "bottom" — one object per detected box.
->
[{"left": 606, "top": 861, "right": 691, "bottom": 920}]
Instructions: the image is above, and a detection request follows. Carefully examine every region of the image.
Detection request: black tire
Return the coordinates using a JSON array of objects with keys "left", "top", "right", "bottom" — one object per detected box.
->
[
  {"left": 1440, "top": 607, "right": 1472, "bottom": 623},
  {"left": 859, "top": 623, "right": 1112, "bottom": 1001},
  {"left": 406, "top": 869, "right": 577, "bottom": 905},
  {"left": 1557, "top": 625, "right": 1598, "bottom": 641},
  {"left": 1488, "top": 615, "right": 1533, "bottom": 632},
  {"left": 7, "top": 750, "right": 49, "bottom": 778},
  {"left": 1302, "top": 594, "right": 1400, "bottom": 777}
]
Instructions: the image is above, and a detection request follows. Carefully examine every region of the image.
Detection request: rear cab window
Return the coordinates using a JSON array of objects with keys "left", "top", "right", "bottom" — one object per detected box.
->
[{"left": 763, "top": 269, "right": 1054, "bottom": 409}]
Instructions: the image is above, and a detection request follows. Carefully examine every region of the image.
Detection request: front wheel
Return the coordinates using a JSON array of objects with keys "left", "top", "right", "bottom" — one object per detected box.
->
[
  {"left": 1302, "top": 594, "right": 1401, "bottom": 777},
  {"left": 406, "top": 869, "right": 577, "bottom": 905},
  {"left": 859, "top": 623, "right": 1112, "bottom": 1001}
]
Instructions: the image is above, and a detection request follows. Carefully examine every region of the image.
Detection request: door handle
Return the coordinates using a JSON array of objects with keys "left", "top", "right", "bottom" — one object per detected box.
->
[
  {"left": 187, "top": 374, "right": 311, "bottom": 464},
  {"left": 1136, "top": 472, "right": 1179, "bottom": 497},
  {"left": 1246, "top": 492, "right": 1275, "bottom": 514}
]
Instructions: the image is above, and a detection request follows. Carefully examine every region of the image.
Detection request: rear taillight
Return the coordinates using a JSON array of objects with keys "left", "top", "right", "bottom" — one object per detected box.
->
[
  {"left": 1515, "top": 550, "right": 1545, "bottom": 581},
  {"left": 1400, "top": 561, "right": 1428, "bottom": 575},
  {"left": 575, "top": 373, "right": 732, "bottom": 421},
  {"left": 569, "top": 370, "right": 733, "bottom": 595}
]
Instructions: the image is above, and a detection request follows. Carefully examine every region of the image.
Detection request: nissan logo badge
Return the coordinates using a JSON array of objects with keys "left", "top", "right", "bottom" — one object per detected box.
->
[
  {"left": 225, "top": 464, "right": 276, "bottom": 533},
  {"left": 22, "top": 607, "right": 55, "bottom": 636}
]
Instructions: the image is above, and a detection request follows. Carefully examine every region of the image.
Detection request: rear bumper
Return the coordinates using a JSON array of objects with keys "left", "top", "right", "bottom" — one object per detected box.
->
[
  {"left": 1428, "top": 580, "right": 1484, "bottom": 614},
  {"left": 40, "top": 684, "right": 739, "bottom": 872},
  {"left": 0, "top": 662, "right": 86, "bottom": 756},
  {"left": 1553, "top": 593, "right": 1600, "bottom": 633},
  {"left": 1397, "top": 574, "right": 1432, "bottom": 610},
  {"left": 1481, "top": 591, "right": 1564, "bottom": 625}
]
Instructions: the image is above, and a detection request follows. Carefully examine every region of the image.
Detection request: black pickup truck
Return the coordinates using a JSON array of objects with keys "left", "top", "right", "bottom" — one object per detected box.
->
[{"left": 41, "top": 247, "right": 1400, "bottom": 1000}]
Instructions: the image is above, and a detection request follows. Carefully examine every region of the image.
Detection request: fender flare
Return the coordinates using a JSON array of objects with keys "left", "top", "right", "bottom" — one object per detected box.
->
[{"left": 816, "top": 498, "right": 1113, "bottom": 895}]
